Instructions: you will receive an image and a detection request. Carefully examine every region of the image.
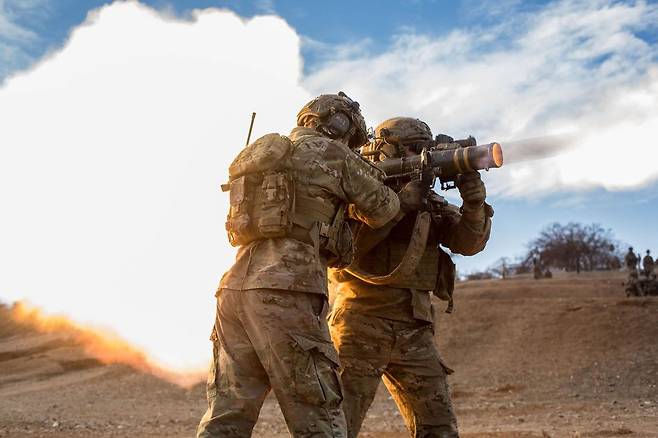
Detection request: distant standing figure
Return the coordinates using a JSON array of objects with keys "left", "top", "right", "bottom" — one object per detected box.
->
[
  {"left": 533, "top": 257, "right": 542, "bottom": 280},
  {"left": 624, "top": 247, "right": 638, "bottom": 272},
  {"left": 643, "top": 250, "right": 655, "bottom": 279}
]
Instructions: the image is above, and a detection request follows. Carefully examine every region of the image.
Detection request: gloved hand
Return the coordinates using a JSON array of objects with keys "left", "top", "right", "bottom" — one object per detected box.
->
[
  {"left": 457, "top": 172, "right": 486, "bottom": 209},
  {"left": 397, "top": 180, "right": 424, "bottom": 213}
]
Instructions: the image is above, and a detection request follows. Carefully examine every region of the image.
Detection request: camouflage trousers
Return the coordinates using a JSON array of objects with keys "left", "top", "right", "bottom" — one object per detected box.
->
[
  {"left": 197, "top": 288, "right": 347, "bottom": 438},
  {"left": 328, "top": 306, "right": 458, "bottom": 438}
]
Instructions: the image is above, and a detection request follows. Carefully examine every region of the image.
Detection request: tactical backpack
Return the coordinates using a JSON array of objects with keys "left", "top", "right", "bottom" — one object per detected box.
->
[
  {"left": 222, "top": 133, "right": 353, "bottom": 268},
  {"left": 223, "top": 133, "right": 296, "bottom": 246}
]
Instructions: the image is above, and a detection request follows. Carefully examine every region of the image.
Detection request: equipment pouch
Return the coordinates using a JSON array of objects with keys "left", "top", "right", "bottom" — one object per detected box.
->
[
  {"left": 433, "top": 248, "right": 456, "bottom": 313},
  {"left": 256, "top": 171, "right": 294, "bottom": 238},
  {"left": 323, "top": 204, "right": 354, "bottom": 269},
  {"left": 225, "top": 176, "right": 253, "bottom": 246}
]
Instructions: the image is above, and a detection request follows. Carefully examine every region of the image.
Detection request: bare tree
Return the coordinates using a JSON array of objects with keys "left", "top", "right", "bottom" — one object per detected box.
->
[
  {"left": 488, "top": 257, "right": 511, "bottom": 279},
  {"left": 527, "top": 222, "right": 619, "bottom": 273}
]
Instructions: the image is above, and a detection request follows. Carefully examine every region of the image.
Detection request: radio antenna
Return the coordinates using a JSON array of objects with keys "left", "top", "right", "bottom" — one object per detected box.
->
[{"left": 245, "top": 112, "right": 256, "bottom": 146}]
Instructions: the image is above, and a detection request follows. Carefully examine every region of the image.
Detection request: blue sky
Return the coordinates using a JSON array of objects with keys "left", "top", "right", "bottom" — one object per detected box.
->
[{"left": 2, "top": 0, "right": 657, "bottom": 275}]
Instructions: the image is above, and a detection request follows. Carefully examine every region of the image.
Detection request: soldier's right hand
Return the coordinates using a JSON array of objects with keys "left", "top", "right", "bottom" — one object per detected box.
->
[
  {"left": 457, "top": 171, "right": 486, "bottom": 208},
  {"left": 397, "top": 180, "right": 424, "bottom": 213}
]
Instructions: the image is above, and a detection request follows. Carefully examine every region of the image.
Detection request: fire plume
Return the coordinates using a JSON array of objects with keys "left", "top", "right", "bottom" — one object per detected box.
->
[{"left": 9, "top": 301, "right": 204, "bottom": 387}]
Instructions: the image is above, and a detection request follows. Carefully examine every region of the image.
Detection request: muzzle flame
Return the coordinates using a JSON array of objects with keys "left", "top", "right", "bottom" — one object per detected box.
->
[{"left": 10, "top": 301, "right": 204, "bottom": 387}]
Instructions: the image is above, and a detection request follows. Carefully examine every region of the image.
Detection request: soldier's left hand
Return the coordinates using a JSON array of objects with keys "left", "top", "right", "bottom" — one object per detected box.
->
[{"left": 457, "top": 172, "right": 486, "bottom": 207}]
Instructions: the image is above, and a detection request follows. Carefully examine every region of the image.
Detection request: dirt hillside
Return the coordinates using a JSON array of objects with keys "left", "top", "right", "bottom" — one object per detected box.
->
[{"left": 1, "top": 271, "right": 656, "bottom": 437}]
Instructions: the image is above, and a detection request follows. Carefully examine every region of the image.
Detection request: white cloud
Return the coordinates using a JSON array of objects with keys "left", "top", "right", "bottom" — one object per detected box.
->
[
  {"left": 462, "top": 0, "right": 525, "bottom": 19},
  {"left": 0, "top": 0, "right": 34, "bottom": 38},
  {"left": 254, "top": 0, "right": 277, "bottom": 15},
  {"left": 0, "top": 0, "right": 49, "bottom": 79},
  {"left": 303, "top": 0, "right": 658, "bottom": 197},
  {"left": 0, "top": 1, "right": 310, "bottom": 372}
]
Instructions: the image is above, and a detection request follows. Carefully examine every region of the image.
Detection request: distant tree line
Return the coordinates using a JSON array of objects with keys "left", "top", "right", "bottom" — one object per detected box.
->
[
  {"left": 522, "top": 222, "right": 621, "bottom": 273},
  {"left": 462, "top": 222, "right": 623, "bottom": 280}
]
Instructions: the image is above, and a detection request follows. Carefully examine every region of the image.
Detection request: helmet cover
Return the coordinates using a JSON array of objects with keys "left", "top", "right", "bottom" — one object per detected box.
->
[{"left": 372, "top": 117, "right": 433, "bottom": 159}]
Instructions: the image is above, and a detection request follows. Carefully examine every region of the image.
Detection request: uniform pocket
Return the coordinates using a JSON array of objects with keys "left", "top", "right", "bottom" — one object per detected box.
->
[
  {"left": 206, "top": 326, "right": 220, "bottom": 401},
  {"left": 290, "top": 334, "right": 343, "bottom": 408},
  {"left": 257, "top": 289, "right": 297, "bottom": 308}
]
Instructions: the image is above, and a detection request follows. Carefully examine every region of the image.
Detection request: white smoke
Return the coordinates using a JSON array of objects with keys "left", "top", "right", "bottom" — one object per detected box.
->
[
  {"left": 1, "top": 0, "right": 657, "bottom": 374},
  {"left": 0, "top": 1, "right": 309, "bottom": 371}
]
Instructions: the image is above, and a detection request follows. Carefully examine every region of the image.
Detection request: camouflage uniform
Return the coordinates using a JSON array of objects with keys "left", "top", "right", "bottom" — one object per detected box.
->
[
  {"left": 625, "top": 248, "right": 638, "bottom": 271},
  {"left": 329, "top": 118, "right": 492, "bottom": 438},
  {"left": 197, "top": 112, "right": 400, "bottom": 437},
  {"left": 533, "top": 257, "right": 542, "bottom": 280},
  {"left": 625, "top": 248, "right": 640, "bottom": 290},
  {"left": 643, "top": 251, "right": 655, "bottom": 279}
]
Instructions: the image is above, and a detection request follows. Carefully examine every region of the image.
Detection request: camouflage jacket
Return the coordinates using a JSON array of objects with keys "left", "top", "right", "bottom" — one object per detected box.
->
[
  {"left": 219, "top": 127, "right": 400, "bottom": 296},
  {"left": 625, "top": 252, "right": 638, "bottom": 269},
  {"left": 330, "top": 193, "right": 492, "bottom": 322}
]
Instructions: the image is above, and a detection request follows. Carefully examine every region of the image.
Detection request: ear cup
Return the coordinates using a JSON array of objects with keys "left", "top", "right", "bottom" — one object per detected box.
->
[{"left": 322, "top": 112, "right": 352, "bottom": 139}]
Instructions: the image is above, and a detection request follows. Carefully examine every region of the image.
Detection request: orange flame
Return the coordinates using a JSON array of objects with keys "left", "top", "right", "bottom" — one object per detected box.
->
[{"left": 9, "top": 301, "right": 204, "bottom": 387}]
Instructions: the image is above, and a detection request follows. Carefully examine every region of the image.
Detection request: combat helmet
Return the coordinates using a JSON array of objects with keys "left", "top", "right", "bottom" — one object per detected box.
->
[
  {"left": 297, "top": 92, "right": 367, "bottom": 149},
  {"left": 368, "top": 117, "right": 434, "bottom": 161}
]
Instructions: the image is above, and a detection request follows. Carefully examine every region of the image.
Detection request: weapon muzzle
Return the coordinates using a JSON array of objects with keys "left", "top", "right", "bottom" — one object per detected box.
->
[{"left": 432, "top": 142, "right": 503, "bottom": 179}]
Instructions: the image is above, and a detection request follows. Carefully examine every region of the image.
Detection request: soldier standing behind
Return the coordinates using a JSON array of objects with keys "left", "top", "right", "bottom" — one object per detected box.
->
[
  {"left": 196, "top": 94, "right": 424, "bottom": 438},
  {"left": 643, "top": 250, "right": 655, "bottom": 279},
  {"left": 533, "top": 256, "right": 542, "bottom": 280},
  {"left": 625, "top": 247, "right": 638, "bottom": 272},
  {"left": 329, "top": 118, "right": 493, "bottom": 438}
]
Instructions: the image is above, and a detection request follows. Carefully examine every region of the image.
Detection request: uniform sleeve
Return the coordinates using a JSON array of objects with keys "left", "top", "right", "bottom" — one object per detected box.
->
[
  {"left": 434, "top": 199, "right": 493, "bottom": 256},
  {"left": 340, "top": 151, "right": 400, "bottom": 229}
]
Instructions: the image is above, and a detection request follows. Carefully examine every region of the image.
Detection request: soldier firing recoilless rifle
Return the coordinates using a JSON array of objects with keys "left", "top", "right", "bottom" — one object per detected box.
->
[{"left": 344, "top": 132, "right": 503, "bottom": 299}]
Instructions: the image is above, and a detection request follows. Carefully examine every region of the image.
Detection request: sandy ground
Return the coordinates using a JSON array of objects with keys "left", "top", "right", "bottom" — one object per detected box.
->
[{"left": 1, "top": 271, "right": 656, "bottom": 437}]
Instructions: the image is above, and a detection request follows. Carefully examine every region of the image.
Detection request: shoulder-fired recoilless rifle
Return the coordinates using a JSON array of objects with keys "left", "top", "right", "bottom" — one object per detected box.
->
[{"left": 363, "top": 134, "right": 503, "bottom": 192}]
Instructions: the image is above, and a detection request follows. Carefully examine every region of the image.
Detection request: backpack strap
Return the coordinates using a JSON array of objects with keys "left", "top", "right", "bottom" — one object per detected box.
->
[{"left": 343, "top": 211, "right": 431, "bottom": 285}]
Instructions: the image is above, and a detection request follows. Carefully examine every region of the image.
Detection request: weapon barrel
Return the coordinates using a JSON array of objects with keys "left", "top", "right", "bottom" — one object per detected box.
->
[
  {"left": 376, "top": 142, "right": 503, "bottom": 179},
  {"left": 432, "top": 142, "right": 503, "bottom": 179}
]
